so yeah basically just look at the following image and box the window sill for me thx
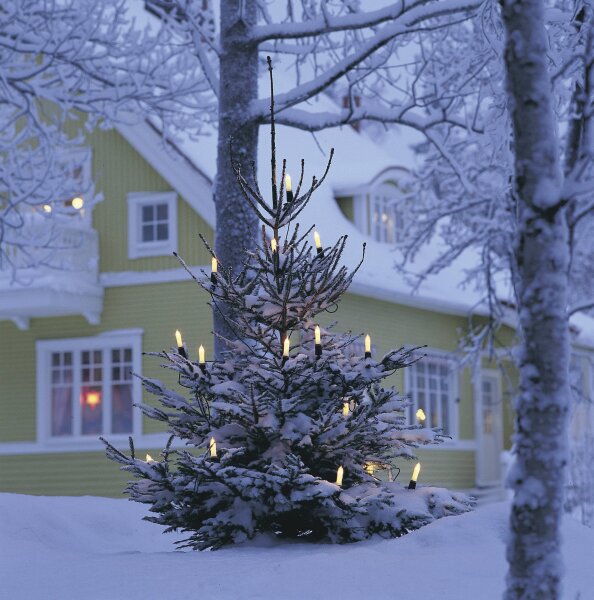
[0,433,175,455]
[128,241,176,259]
[419,440,476,451]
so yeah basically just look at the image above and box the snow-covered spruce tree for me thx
[102,60,471,551]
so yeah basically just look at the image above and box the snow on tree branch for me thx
[0,0,211,275]
[251,0,483,43]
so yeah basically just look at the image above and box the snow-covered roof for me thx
[116,62,594,352]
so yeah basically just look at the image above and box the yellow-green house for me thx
[1,117,593,501]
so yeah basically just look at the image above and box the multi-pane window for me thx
[141,203,169,242]
[41,334,140,441]
[407,354,456,436]
[371,183,405,244]
[127,192,177,258]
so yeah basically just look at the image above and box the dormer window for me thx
[127,191,177,259]
[336,168,409,246]
[371,182,405,244]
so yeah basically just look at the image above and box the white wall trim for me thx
[420,440,476,451]
[101,265,208,287]
[127,191,178,259]
[353,193,367,234]
[0,433,175,456]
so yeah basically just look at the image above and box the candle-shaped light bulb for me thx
[285,174,293,202]
[313,231,323,255]
[71,196,84,210]
[175,329,187,358]
[408,462,421,489]
[314,325,322,357]
[283,336,290,360]
[211,256,217,284]
[365,462,376,475]
[271,238,278,253]
[342,402,350,417]
[364,334,372,359]
[209,437,217,458]
[146,454,154,463]
[416,408,426,423]
[335,466,344,487]
[198,344,205,370]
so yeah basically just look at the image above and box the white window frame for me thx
[405,349,459,439]
[36,329,143,450]
[127,191,178,259]
[370,182,405,244]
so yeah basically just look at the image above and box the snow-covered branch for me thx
[0,0,211,274]
[251,0,483,43]
[251,1,483,119]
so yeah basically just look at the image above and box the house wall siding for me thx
[0,125,527,497]
[1,285,484,495]
[90,128,214,273]
[0,281,213,442]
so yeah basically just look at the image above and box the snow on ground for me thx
[1,494,593,600]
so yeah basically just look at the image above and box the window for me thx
[127,192,177,258]
[371,182,405,244]
[406,353,457,436]
[37,331,142,444]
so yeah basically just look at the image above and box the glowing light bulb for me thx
[85,391,101,408]
[285,174,292,193]
[43,204,52,213]
[314,231,321,249]
[271,238,278,253]
[283,336,290,358]
[199,345,205,365]
[365,462,376,475]
[335,466,344,487]
[342,402,350,417]
[209,437,217,458]
[210,256,218,284]
[146,454,154,463]
[407,462,421,489]
[71,196,84,210]
[416,408,426,423]
[314,325,322,357]
[175,330,187,358]
[364,334,372,358]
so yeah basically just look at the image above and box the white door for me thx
[477,371,503,487]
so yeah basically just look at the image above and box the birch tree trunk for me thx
[502,1,571,598]
[214,0,259,355]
